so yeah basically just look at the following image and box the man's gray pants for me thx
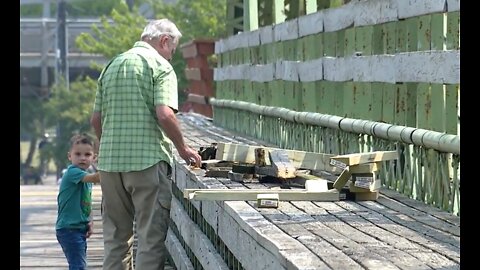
[100,161,172,270]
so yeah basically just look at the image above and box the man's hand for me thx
[179,146,202,168]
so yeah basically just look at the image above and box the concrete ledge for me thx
[165,230,194,270]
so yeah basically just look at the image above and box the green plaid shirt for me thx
[93,41,178,172]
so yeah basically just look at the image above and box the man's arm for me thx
[90,111,102,141]
[156,105,201,167]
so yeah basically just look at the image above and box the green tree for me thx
[20,0,126,18]
[76,4,147,61]
[44,76,98,177]
[76,0,226,103]
[147,0,227,41]
[38,0,227,176]
[20,97,46,170]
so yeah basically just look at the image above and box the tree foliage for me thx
[75,0,226,102]
[20,0,125,18]
[20,97,46,167]
[21,0,227,177]
[43,76,98,176]
[76,4,147,61]
[147,0,227,41]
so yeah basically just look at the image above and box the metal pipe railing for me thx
[206,97,460,154]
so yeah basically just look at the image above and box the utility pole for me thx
[55,0,69,179]
[56,0,69,91]
[40,0,50,99]
[126,0,134,11]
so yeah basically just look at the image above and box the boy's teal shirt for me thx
[56,164,92,230]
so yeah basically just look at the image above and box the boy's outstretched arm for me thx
[83,172,100,183]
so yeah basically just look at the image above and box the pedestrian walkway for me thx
[20,174,176,269]
[20,182,103,269]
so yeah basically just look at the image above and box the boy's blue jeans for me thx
[56,228,87,270]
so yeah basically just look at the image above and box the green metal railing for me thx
[209,97,460,216]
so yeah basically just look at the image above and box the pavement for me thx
[20,174,104,269]
[42,173,58,185]
[20,173,175,269]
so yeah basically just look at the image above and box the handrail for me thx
[192,95,459,155]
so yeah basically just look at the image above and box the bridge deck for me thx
[169,113,460,270]
[20,184,104,269]
[19,113,460,269]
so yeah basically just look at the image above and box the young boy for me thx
[56,134,100,270]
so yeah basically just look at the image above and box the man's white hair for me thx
[140,19,182,44]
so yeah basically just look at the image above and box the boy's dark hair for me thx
[69,134,96,151]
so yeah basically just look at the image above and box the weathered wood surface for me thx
[20,184,104,269]
[171,113,460,270]
[20,182,176,269]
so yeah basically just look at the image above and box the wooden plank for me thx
[394,51,460,84]
[445,84,459,134]
[165,231,195,270]
[323,2,355,32]
[305,179,329,191]
[384,21,396,54]
[205,168,231,178]
[274,18,299,41]
[216,142,336,172]
[360,200,460,262]
[393,83,405,125]
[431,13,444,51]
[370,82,384,121]
[172,113,460,269]
[355,25,373,56]
[348,162,382,173]
[332,169,352,190]
[263,202,364,269]
[430,84,445,132]
[447,0,460,11]
[170,197,230,270]
[298,11,324,37]
[301,82,317,112]
[272,0,286,24]
[304,33,323,61]
[417,14,431,51]
[357,82,371,120]
[405,82,418,127]
[416,83,431,130]
[344,27,355,56]
[349,178,381,192]
[331,151,398,166]
[243,0,259,31]
[353,191,379,201]
[352,55,395,83]
[352,173,376,188]
[298,58,323,82]
[250,63,274,82]
[354,0,398,26]
[323,56,352,81]
[328,201,436,269]
[323,31,336,56]
[397,0,446,19]
[446,11,460,50]
[184,188,340,201]
[21,185,106,270]
[379,188,460,227]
